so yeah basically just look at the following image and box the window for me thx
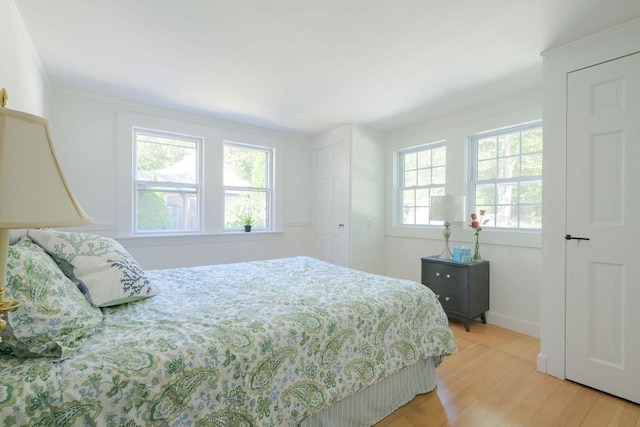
[398,142,446,225]
[223,142,273,231]
[134,128,201,234]
[470,122,542,229]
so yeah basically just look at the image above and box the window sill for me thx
[115,230,285,248]
[386,224,541,249]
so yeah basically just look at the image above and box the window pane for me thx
[404,152,417,170]
[224,145,267,188]
[522,128,543,153]
[398,143,446,226]
[432,147,446,166]
[224,189,267,228]
[520,205,542,228]
[404,170,417,187]
[497,182,518,205]
[417,169,431,186]
[402,189,415,207]
[417,150,431,168]
[498,156,520,179]
[136,133,197,184]
[477,137,496,160]
[403,207,415,224]
[415,207,429,224]
[521,153,542,176]
[137,188,199,232]
[498,132,520,157]
[415,188,430,206]
[496,205,518,228]
[432,166,446,184]
[477,159,496,180]
[519,182,542,204]
[476,184,495,205]
[470,122,542,230]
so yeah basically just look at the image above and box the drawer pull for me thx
[445,297,451,301]
[435,272,440,277]
[446,274,451,279]
[436,294,440,299]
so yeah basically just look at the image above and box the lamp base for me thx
[436,221,453,260]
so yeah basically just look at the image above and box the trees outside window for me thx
[397,142,446,225]
[134,128,201,233]
[223,142,273,231]
[469,122,543,230]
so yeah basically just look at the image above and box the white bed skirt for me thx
[301,357,438,427]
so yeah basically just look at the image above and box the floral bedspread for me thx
[0,256,456,426]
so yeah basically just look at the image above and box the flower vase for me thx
[472,232,482,262]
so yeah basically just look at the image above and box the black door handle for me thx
[565,234,590,241]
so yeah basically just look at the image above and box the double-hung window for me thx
[469,121,543,229]
[134,128,202,234]
[398,142,446,225]
[223,142,273,231]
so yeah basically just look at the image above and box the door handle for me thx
[565,234,590,241]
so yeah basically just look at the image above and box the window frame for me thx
[133,127,203,235]
[396,141,447,226]
[223,141,274,232]
[468,120,543,231]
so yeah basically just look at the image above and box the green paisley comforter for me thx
[0,256,456,426]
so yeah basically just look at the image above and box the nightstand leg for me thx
[463,319,470,332]
[480,313,487,324]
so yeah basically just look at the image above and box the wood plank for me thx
[374,321,640,427]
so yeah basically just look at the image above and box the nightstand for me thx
[421,256,489,331]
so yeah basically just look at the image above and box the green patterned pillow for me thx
[27,229,156,307]
[0,239,103,359]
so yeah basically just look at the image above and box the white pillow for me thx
[27,229,156,307]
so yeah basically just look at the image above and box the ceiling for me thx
[13,0,640,135]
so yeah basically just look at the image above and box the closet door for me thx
[566,52,640,404]
[315,138,350,267]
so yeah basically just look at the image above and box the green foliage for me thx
[137,192,173,231]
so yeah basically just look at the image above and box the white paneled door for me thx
[566,52,640,404]
[315,140,350,267]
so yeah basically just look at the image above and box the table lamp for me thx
[0,88,94,340]
[430,195,465,259]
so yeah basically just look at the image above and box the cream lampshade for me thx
[0,88,94,339]
[430,195,465,259]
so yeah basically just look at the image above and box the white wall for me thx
[384,88,543,337]
[0,0,48,116]
[48,90,315,269]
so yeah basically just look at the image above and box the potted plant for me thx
[240,212,254,232]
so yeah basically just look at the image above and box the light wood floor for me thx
[375,320,640,426]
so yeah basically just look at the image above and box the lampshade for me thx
[0,107,93,228]
[0,99,94,340]
[430,195,465,222]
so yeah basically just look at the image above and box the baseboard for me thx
[537,353,547,373]
[485,312,540,338]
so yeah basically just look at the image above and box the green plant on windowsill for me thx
[239,212,254,231]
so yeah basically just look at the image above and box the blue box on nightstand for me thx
[453,247,472,263]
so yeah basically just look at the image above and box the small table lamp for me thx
[430,195,465,260]
[0,88,94,340]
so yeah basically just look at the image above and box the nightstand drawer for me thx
[429,284,466,313]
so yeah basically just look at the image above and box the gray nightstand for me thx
[421,256,490,331]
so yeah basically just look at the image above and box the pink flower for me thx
[471,220,480,229]
[470,213,477,220]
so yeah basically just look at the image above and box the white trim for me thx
[116,110,285,237]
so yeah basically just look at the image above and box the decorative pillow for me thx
[27,229,156,307]
[0,239,103,359]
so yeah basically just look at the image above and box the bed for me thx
[0,230,456,426]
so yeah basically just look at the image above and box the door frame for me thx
[540,19,640,379]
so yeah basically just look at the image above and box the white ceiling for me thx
[13,0,640,135]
